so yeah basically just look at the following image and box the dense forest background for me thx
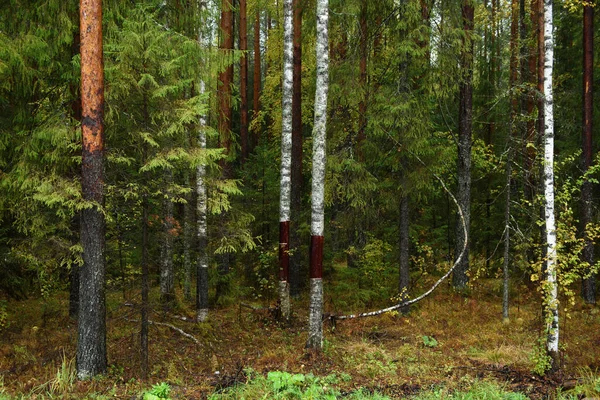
[1,0,599,397]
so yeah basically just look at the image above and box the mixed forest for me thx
[1,0,600,397]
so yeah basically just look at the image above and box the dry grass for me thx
[0,274,599,399]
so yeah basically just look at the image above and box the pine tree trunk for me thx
[219,0,234,166]
[453,0,474,290]
[581,4,595,304]
[240,0,249,162]
[289,0,303,297]
[77,0,107,380]
[542,0,559,366]
[253,10,261,148]
[307,0,329,351]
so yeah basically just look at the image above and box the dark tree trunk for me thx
[141,193,149,380]
[453,0,474,290]
[357,0,367,160]
[77,0,107,380]
[399,193,410,314]
[581,4,595,304]
[240,0,249,162]
[289,0,303,297]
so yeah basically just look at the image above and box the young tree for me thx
[278,0,294,321]
[77,0,107,380]
[580,2,595,304]
[453,0,474,290]
[542,0,559,367]
[289,0,304,297]
[307,0,329,351]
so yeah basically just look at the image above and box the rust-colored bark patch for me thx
[310,235,324,279]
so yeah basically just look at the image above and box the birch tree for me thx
[77,0,107,380]
[278,0,294,321]
[307,0,328,351]
[542,0,559,366]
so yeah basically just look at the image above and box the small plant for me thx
[529,340,552,376]
[422,335,439,348]
[49,353,76,394]
[144,382,171,400]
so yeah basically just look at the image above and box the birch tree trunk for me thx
[77,0,107,380]
[453,0,474,290]
[196,8,210,322]
[581,4,595,304]
[278,0,294,321]
[307,0,328,351]
[542,0,559,366]
[160,170,175,308]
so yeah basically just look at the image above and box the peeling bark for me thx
[278,0,294,321]
[307,0,328,351]
[542,0,559,365]
[77,0,107,380]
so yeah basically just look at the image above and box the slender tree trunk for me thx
[160,170,175,307]
[542,0,559,367]
[581,4,595,304]
[289,0,303,297]
[196,119,209,322]
[357,0,367,160]
[453,0,474,290]
[307,0,329,351]
[503,0,520,322]
[219,0,234,166]
[216,0,234,300]
[197,14,210,322]
[183,172,193,302]
[278,0,294,321]
[141,189,149,379]
[399,193,410,314]
[240,0,249,162]
[77,0,107,380]
[252,10,261,148]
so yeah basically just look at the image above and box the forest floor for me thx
[1,268,599,399]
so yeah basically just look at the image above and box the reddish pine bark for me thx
[253,10,261,146]
[240,0,249,162]
[77,0,107,380]
[218,0,234,171]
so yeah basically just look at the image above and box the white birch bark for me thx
[543,0,559,359]
[280,0,293,223]
[277,0,294,321]
[196,7,211,323]
[307,0,328,350]
[311,0,328,238]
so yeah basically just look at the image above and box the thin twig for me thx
[126,319,201,345]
